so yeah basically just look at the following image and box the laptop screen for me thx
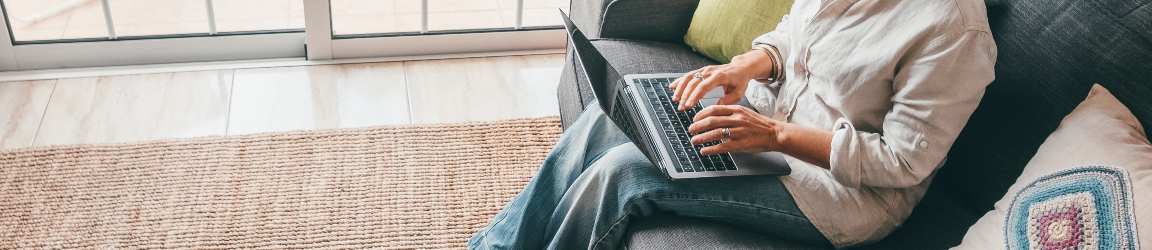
[560,10,662,168]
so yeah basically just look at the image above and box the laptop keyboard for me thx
[637,78,737,173]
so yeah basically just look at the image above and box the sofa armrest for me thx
[571,0,701,44]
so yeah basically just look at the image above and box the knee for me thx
[566,144,668,217]
[583,144,654,184]
[561,143,664,207]
[571,144,670,208]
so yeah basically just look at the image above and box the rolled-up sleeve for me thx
[828,29,997,189]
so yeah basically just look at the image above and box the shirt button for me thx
[919,141,928,148]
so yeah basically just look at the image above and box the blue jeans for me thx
[468,105,831,250]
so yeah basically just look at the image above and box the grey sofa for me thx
[556,0,1152,249]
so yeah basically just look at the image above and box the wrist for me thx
[774,122,795,154]
[729,51,774,80]
[770,121,834,169]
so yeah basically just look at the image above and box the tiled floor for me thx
[0,53,566,149]
[4,0,569,41]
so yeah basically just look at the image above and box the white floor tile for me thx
[227,62,411,135]
[33,70,233,146]
[0,80,56,149]
[405,54,564,124]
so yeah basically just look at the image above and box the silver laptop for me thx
[561,11,790,179]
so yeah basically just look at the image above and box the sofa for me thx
[554,0,1152,248]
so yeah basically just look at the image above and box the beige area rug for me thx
[0,116,563,249]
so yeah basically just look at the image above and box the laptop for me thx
[561,11,790,179]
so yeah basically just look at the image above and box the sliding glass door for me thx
[0,0,565,71]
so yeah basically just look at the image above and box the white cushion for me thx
[952,84,1152,249]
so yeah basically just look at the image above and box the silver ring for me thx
[721,128,730,142]
[694,72,704,79]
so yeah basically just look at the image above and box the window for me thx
[0,0,566,71]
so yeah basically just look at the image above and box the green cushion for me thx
[684,0,794,64]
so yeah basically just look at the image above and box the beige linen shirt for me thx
[742,0,997,247]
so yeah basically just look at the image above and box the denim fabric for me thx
[469,105,830,250]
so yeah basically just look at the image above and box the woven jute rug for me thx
[0,116,563,249]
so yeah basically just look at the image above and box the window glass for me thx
[3,0,561,41]
[332,0,563,35]
[421,0,504,32]
[211,0,305,33]
[330,0,401,35]
[5,0,109,41]
[504,0,568,27]
[108,0,207,37]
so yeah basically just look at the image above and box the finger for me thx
[693,105,741,122]
[672,71,697,102]
[671,71,696,91]
[717,91,743,106]
[690,128,725,145]
[700,141,739,155]
[678,73,705,110]
[674,70,703,102]
[717,95,742,106]
[718,81,749,105]
[683,77,717,109]
[678,67,713,106]
[688,116,741,134]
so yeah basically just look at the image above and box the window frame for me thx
[0,0,565,71]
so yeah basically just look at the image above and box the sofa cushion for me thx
[953,84,1151,249]
[623,212,827,250]
[590,38,719,75]
[683,0,793,64]
[622,188,979,250]
[571,0,703,44]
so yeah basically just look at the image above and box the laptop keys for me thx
[722,156,737,170]
[644,77,737,173]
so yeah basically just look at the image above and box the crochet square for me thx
[1026,192,1098,250]
[1006,166,1138,250]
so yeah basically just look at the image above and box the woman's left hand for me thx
[687,105,787,155]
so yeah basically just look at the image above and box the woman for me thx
[469,0,996,248]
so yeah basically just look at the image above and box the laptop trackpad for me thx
[698,87,757,113]
[731,151,791,175]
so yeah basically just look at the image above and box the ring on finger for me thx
[721,128,731,142]
[694,72,704,79]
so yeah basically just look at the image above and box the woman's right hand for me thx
[669,50,777,111]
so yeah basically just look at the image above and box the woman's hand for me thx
[670,50,776,111]
[686,105,786,155]
[688,105,837,169]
